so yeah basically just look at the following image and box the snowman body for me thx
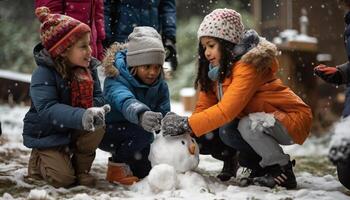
[131,133,207,193]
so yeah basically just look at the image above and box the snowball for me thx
[248,112,275,131]
[27,189,49,200]
[329,116,350,147]
[147,164,177,192]
[177,171,208,192]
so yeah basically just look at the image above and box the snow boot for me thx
[106,160,139,185]
[252,160,297,189]
[239,167,269,187]
[217,154,239,181]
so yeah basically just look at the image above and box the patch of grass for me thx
[294,156,337,176]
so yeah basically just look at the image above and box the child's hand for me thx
[161,112,192,137]
[82,104,111,132]
[314,64,342,84]
[139,111,163,132]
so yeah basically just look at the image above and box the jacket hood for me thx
[33,43,56,68]
[33,43,101,71]
[103,42,127,77]
[240,37,278,74]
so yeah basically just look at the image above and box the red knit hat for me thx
[35,7,91,58]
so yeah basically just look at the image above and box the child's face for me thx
[136,64,162,85]
[200,36,221,67]
[63,32,92,67]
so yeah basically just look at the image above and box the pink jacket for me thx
[35,0,105,60]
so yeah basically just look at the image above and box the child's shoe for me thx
[106,161,139,185]
[252,160,297,189]
[238,166,269,187]
[217,155,239,181]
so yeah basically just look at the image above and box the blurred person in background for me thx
[103,0,178,71]
[314,0,350,190]
[35,0,105,60]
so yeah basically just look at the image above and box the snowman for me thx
[130,133,208,193]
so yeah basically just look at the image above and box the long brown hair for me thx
[194,37,238,93]
[53,56,73,80]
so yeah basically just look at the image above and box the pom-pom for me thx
[35,6,50,23]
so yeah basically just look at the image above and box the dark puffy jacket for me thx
[35,0,105,60]
[22,43,105,149]
[104,0,176,44]
[338,11,350,117]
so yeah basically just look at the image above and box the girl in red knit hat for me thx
[23,7,110,188]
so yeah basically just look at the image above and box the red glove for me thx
[314,64,342,84]
[314,64,338,75]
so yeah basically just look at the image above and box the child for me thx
[162,8,312,189]
[99,26,170,185]
[23,7,110,188]
[314,0,350,190]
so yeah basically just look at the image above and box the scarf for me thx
[70,67,94,108]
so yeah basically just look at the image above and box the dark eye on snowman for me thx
[181,140,185,145]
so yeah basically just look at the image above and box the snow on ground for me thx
[0,103,349,200]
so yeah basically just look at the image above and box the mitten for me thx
[329,138,350,164]
[82,104,111,131]
[314,64,342,84]
[139,111,163,132]
[164,38,178,71]
[161,112,192,137]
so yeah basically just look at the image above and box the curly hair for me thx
[53,56,73,80]
[194,38,239,93]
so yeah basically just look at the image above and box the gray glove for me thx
[161,112,192,137]
[139,111,162,132]
[329,138,350,164]
[82,104,111,131]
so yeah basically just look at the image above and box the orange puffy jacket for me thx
[189,39,312,145]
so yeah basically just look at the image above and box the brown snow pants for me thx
[27,128,104,188]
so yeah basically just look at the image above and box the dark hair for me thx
[194,38,238,93]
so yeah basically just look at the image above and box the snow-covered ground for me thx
[0,103,349,200]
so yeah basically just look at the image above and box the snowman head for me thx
[148,133,200,173]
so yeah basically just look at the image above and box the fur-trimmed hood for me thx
[240,37,278,74]
[102,42,127,77]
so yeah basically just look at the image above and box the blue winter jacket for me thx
[104,0,176,44]
[22,43,105,149]
[103,50,170,125]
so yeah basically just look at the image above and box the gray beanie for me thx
[126,26,165,67]
[197,8,245,44]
